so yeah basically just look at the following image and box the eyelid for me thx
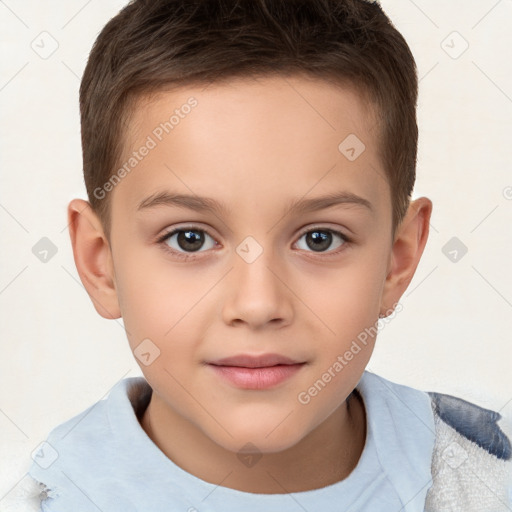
[295,223,349,238]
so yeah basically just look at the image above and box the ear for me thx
[67,199,121,319]
[380,197,432,316]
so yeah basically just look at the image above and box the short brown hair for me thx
[80,0,418,242]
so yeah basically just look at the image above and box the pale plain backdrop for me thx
[1,0,511,500]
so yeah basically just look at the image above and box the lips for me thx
[207,353,303,368]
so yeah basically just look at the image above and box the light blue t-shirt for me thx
[28,371,436,511]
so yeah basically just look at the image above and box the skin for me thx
[68,74,432,494]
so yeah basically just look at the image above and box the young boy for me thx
[18,0,511,510]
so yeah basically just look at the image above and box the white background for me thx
[1,0,511,500]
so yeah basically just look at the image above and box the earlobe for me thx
[380,197,433,314]
[67,199,121,320]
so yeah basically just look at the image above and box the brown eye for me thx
[175,230,205,252]
[295,228,349,253]
[158,227,216,254]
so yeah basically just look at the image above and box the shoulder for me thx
[26,376,150,510]
[35,376,149,448]
[359,371,512,461]
[358,372,512,509]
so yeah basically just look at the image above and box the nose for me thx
[221,242,293,330]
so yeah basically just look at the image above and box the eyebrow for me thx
[136,190,373,216]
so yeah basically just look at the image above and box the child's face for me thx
[91,75,413,454]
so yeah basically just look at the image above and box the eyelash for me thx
[156,225,352,261]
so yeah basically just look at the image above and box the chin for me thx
[208,424,306,456]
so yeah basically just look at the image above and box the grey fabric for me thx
[428,391,511,461]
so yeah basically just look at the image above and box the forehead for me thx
[112,74,388,222]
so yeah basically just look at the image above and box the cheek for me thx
[299,253,387,337]
[114,253,213,354]
[112,251,172,345]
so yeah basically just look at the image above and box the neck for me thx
[140,389,366,494]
